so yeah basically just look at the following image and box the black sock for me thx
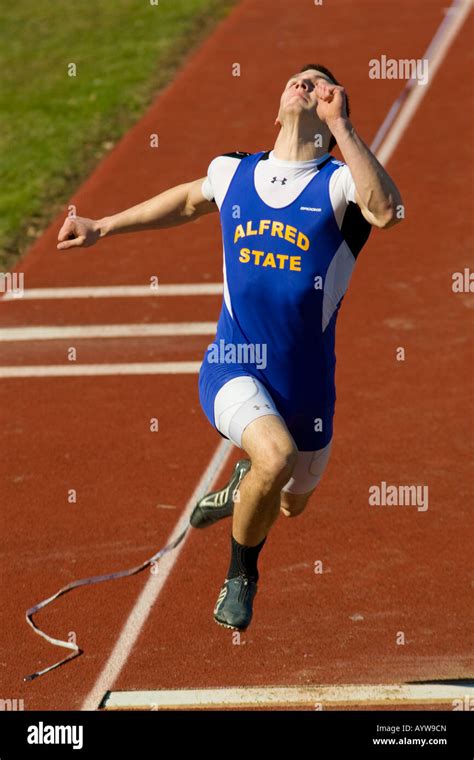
[227,534,267,582]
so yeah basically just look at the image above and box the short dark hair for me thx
[299,63,350,151]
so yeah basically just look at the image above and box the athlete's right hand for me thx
[57,216,100,250]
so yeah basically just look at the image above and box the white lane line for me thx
[0,283,223,301]
[374,0,472,164]
[0,322,216,342]
[81,438,233,712]
[101,683,474,709]
[0,362,201,378]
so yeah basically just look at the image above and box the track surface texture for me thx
[0,0,472,712]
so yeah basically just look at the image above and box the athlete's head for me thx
[275,63,350,152]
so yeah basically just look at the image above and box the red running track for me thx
[0,0,472,711]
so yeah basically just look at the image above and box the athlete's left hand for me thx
[315,80,348,127]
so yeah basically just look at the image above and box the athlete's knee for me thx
[252,440,298,489]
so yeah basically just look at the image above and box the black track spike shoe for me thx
[190,459,251,529]
[213,573,258,631]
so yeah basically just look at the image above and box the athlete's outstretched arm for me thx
[316,80,403,229]
[332,123,403,229]
[57,177,216,250]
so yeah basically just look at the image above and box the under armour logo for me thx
[271,176,287,185]
[253,404,271,410]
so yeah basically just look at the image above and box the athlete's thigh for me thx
[214,374,296,460]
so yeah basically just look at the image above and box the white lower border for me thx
[101,683,474,710]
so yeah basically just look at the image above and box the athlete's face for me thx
[276,69,334,126]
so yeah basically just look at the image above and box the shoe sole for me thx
[213,617,249,632]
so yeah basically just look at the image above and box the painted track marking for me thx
[373,0,473,164]
[0,362,201,378]
[101,682,474,710]
[0,283,223,300]
[0,322,216,341]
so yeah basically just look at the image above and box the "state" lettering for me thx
[239,247,301,271]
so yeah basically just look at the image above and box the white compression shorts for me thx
[213,375,333,494]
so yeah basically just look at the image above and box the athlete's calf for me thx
[280,488,315,518]
[279,441,333,517]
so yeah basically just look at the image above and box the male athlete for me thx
[57,65,403,632]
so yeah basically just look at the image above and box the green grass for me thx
[0,0,236,269]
